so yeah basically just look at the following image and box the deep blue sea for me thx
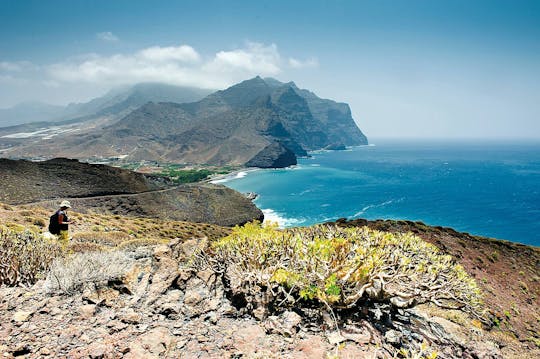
[215,140,540,247]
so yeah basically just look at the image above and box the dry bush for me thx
[116,238,167,250]
[69,242,107,253]
[44,251,134,294]
[204,222,484,319]
[0,226,63,286]
[71,231,131,246]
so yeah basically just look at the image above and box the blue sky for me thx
[1,0,539,138]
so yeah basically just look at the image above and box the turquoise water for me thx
[216,140,540,246]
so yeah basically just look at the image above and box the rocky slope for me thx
[1,77,367,167]
[0,237,516,359]
[33,184,263,227]
[0,158,263,226]
[0,158,157,205]
[0,207,538,358]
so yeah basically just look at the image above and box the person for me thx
[56,200,74,248]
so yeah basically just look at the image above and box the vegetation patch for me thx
[0,226,63,286]
[201,222,484,319]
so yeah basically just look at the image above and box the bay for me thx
[217,139,540,246]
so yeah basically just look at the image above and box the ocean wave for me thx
[210,170,251,184]
[262,209,305,228]
[353,197,404,217]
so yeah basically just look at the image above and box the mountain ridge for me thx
[0,77,368,168]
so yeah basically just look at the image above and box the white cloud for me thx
[204,42,281,74]
[288,57,319,69]
[96,31,119,42]
[46,42,288,89]
[139,45,200,63]
[0,42,319,106]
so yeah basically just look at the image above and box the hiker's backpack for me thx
[48,212,60,235]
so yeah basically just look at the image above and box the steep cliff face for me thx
[244,142,297,168]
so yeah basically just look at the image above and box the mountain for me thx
[0,102,65,127]
[1,77,368,167]
[0,83,213,130]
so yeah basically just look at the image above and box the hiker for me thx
[49,200,74,248]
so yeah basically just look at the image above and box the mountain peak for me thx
[214,77,272,107]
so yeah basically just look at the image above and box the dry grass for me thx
[0,202,231,254]
[44,251,135,294]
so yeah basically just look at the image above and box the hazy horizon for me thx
[1,0,539,139]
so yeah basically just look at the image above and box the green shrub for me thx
[205,222,483,317]
[0,226,63,286]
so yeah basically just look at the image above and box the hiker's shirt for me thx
[57,210,69,231]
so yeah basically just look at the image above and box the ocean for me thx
[215,139,540,247]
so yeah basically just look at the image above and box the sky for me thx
[0,0,539,139]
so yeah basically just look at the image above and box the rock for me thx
[245,192,258,200]
[174,237,208,261]
[78,304,96,319]
[252,307,268,321]
[390,296,415,308]
[145,256,180,306]
[87,342,109,359]
[205,311,218,324]
[183,289,203,306]
[365,279,383,300]
[82,287,120,307]
[138,326,172,356]
[384,329,402,345]
[326,331,346,344]
[470,341,503,359]
[341,322,373,345]
[118,308,142,324]
[153,289,182,318]
[12,311,32,322]
[39,347,51,356]
[324,143,347,151]
[264,311,302,337]
[294,337,328,358]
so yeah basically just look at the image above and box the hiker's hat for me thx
[60,200,71,208]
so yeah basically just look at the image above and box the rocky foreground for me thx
[1,232,537,359]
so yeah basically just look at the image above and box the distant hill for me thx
[0,158,263,226]
[0,102,65,128]
[0,83,213,130]
[2,77,367,167]
[0,158,157,204]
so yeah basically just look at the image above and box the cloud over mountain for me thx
[0,42,318,106]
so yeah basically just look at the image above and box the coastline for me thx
[215,142,540,246]
[206,167,260,184]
